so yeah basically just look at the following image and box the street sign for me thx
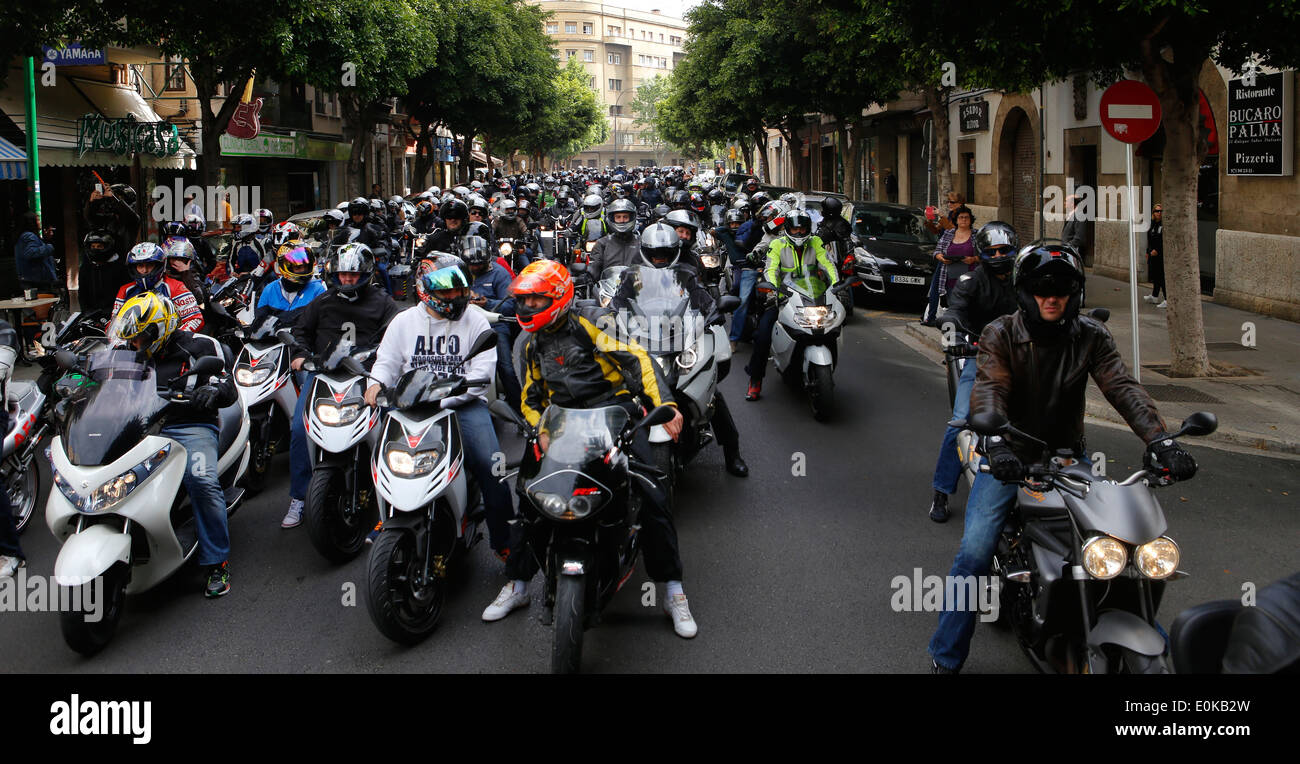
[1100,80,1162,144]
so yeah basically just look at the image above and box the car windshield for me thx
[851,206,937,244]
[61,348,168,466]
[537,405,629,466]
[610,265,706,354]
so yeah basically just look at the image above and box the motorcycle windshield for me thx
[61,349,167,467]
[391,369,464,409]
[611,266,704,355]
[537,405,629,470]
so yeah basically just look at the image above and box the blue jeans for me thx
[923,268,943,324]
[453,399,515,553]
[162,423,229,566]
[932,358,977,495]
[493,327,522,411]
[729,268,759,342]
[289,372,315,500]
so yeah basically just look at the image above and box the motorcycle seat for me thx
[1169,599,1239,674]
[217,403,243,457]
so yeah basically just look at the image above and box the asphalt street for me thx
[3,305,1297,674]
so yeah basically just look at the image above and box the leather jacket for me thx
[945,266,1018,338]
[971,311,1168,462]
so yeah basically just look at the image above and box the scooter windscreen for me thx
[60,349,168,467]
[525,405,630,521]
[390,369,467,409]
[609,266,706,355]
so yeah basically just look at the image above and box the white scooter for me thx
[44,347,249,655]
[232,315,298,493]
[365,332,498,644]
[300,338,383,563]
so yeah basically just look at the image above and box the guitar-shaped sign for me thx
[225,72,262,140]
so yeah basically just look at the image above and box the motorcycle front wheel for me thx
[244,433,271,495]
[552,573,586,674]
[9,463,39,534]
[305,466,374,564]
[366,529,444,644]
[59,561,128,656]
[809,364,835,422]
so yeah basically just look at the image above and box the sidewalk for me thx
[899,272,1300,455]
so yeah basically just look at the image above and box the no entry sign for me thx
[1101,80,1162,144]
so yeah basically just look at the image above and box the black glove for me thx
[1145,437,1197,481]
[191,384,221,410]
[985,437,1024,482]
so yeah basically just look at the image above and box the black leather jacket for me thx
[945,266,1018,339]
[151,331,239,430]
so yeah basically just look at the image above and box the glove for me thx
[1145,438,1197,481]
[191,384,221,410]
[985,437,1024,482]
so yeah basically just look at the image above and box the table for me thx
[0,297,61,364]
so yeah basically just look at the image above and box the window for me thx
[315,87,325,115]
[659,33,664,42]
[545,22,558,33]
[608,79,621,91]
[163,56,186,91]
[587,159,597,167]
[582,23,592,34]
[628,27,634,37]
[610,105,623,116]
[565,22,577,33]
[608,52,621,64]
[608,25,621,36]
[583,50,592,62]
[670,36,681,46]
[660,57,668,68]
[567,49,576,59]
[588,76,596,88]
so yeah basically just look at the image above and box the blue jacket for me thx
[471,263,515,317]
[257,278,327,324]
[16,231,57,284]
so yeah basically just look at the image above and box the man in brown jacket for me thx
[928,243,1198,673]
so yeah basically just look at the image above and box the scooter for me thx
[300,338,383,563]
[365,332,498,644]
[232,315,298,494]
[45,348,249,655]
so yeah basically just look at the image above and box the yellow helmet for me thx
[275,244,315,284]
[111,292,179,358]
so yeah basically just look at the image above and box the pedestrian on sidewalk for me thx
[1144,204,1165,308]
[922,206,979,326]
[884,169,898,203]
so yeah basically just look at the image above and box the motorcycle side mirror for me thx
[462,330,498,365]
[755,280,776,294]
[276,329,296,346]
[340,355,366,377]
[717,295,741,313]
[1174,411,1218,438]
[301,359,317,373]
[636,404,677,432]
[968,411,1009,436]
[1089,307,1110,323]
[189,356,224,378]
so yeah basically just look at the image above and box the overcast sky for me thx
[603,0,701,20]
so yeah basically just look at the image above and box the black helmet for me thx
[639,223,681,268]
[706,188,725,206]
[347,197,370,218]
[416,254,473,320]
[669,190,690,210]
[460,235,492,268]
[467,194,490,217]
[324,242,376,301]
[1013,243,1086,338]
[463,221,492,243]
[749,191,771,210]
[725,208,746,226]
[606,198,637,235]
[783,209,814,247]
[822,197,843,218]
[440,198,469,224]
[974,221,1020,275]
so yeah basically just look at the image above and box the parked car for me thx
[720,172,759,194]
[848,201,938,304]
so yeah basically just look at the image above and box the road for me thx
[3,305,1297,673]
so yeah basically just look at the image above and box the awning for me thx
[469,150,504,168]
[0,135,26,179]
[0,72,196,169]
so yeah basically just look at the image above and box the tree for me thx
[523,57,607,168]
[630,74,674,166]
[0,1,131,90]
[880,0,1300,376]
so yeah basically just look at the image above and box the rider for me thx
[482,260,700,639]
[110,292,238,597]
[663,209,704,271]
[255,244,328,326]
[815,197,854,276]
[567,193,609,242]
[226,213,267,279]
[81,183,139,316]
[283,243,400,529]
[587,198,640,280]
[715,208,763,347]
[492,198,530,253]
[461,235,523,412]
[416,198,469,258]
[927,222,1020,523]
[927,244,1198,674]
[362,255,517,559]
[746,208,839,401]
[113,242,205,333]
[162,237,208,312]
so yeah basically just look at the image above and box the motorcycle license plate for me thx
[891,275,926,285]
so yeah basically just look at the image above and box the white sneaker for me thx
[1156,300,1167,309]
[482,582,529,621]
[281,498,304,528]
[662,593,698,638]
[0,555,24,578]
[1143,295,1158,303]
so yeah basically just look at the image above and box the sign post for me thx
[1100,79,1162,382]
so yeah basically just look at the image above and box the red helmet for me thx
[510,260,573,332]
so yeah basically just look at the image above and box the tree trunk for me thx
[341,95,370,197]
[193,66,249,191]
[754,129,769,182]
[922,85,954,205]
[845,118,867,200]
[739,138,753,174]
[459,133,474,184]
[1141,43,1211,377]
[835,121,850,195]
[411,118,434,188]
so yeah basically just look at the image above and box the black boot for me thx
[928,490,950,523]
[725,451,749,477]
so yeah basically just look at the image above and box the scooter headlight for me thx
[1135,537,1180,579]
[54,445,171,514]
[236,366,273,385]
[699,254,721,269]
[794,305,832,328]
[386,446,441,477]
[315,402,361,426]
[1082,536,1128,580]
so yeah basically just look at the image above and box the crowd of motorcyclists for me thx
[3,162,1281,677]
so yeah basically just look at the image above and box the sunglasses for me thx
[1029,275,1081,297]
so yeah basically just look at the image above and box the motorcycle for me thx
[965,408,1218,674]
[497,238,529,274]
[365,332,498,643]
[44,348,250,655]
[694,230,731,304]
[489,399,676,673]
[755,262,859,421]
[231,315,298,494]
[299,339,383,563]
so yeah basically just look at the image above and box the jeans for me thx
[493,327,523,412]
[744,304,778,383]
[931,358,978,495]
[729,268,759,342]
[923,269,943,325]
[289,373,315,500]
[162,423,230,566]
[454,399,516,553]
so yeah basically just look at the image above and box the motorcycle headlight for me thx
[1135,537,1180,579]
[794,306,832,328]
[315,402,361,426]
[1082,536,1128,580]
[386,446,441,477]
[54,445,170,514]
[584,241,596,252]
[700,254,721,269]
[499,242,513,255]
[236,366,274,386]
[530,490,597,520]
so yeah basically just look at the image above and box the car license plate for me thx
[891,275,926,285]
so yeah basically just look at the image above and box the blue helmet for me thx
[126,242,167,291]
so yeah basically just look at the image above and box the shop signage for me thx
[42,43,106,67]
[959,99,988,133]
[77,113,180,159]
[1226,70,1293,176]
